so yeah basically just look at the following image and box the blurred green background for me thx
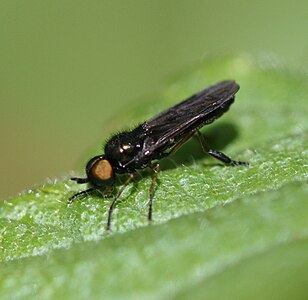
[0,0,307,199]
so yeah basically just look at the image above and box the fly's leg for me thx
[104,186,115,197]
[148,163,160,222]
[163,131,195,158]
[196,131,248,166]
[148,133,194,222]
[68,187,96,202]
[68,177,95,201]
[71,177,89,184]
[106,173,137,231]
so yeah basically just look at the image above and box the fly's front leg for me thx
[68,187,96,202]
[107,173,136,231]
[148,163,160,222]
[196,131,248,166]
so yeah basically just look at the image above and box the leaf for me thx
[1,55,307,299]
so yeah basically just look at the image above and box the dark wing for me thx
[141,80,239,154]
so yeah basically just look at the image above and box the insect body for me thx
[69,80,248,230]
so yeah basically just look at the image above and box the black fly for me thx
[69,80,248,230]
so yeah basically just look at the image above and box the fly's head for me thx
[86,155,115,187]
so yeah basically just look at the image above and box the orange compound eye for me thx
[86,155,115,187]
[92,159,113,181]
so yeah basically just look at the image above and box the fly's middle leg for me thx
[148,162,160,222]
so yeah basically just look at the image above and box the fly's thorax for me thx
[86,155,115,187]
[104,131,144,172]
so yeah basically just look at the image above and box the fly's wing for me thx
[142,80,240,153]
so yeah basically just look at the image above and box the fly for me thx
[69,80,248,230]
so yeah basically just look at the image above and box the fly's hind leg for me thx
[163,132,195,158]
[196,131,248,166]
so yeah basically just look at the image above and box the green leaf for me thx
[1,55,307,299]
